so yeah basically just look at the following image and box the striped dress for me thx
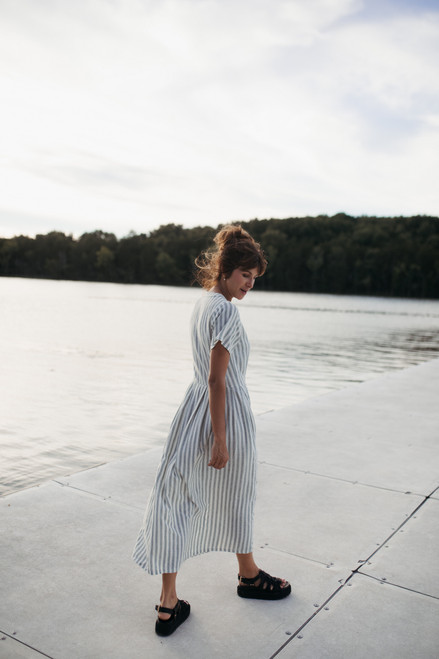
[133,291,257,575]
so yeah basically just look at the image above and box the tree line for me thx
[1,214,438,298]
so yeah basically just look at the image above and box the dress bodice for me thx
[190,292,250,391]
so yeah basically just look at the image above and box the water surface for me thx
[1,278,439,496]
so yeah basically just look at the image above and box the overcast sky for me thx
[1,0,438,238]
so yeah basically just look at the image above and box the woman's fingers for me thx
[208,450,229,469]
[208,458,223,469]
[210,461,226,470]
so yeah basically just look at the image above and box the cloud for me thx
[21,152,163,192]
[0,0,438,238]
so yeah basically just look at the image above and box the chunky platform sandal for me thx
[237,570,291,600]
[155,599,190,636]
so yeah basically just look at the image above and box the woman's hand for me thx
[208,440,229,470]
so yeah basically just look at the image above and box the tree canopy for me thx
[1,214,438,299]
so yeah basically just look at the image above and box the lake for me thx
[1,277,439,496]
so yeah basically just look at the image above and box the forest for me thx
[1,214,439,299]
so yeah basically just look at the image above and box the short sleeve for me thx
[210,302,241,354]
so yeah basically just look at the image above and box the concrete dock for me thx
[1,358,439,658]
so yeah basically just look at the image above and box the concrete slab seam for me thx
[0,631,55,659]
[355,571,439,601]
[259,544,335,569]
[57,461,107,479]
[268,579,352,658]
[257,408,276,417]
[51,480,145,511]
[258,461,428,497]
[353,487,438,569]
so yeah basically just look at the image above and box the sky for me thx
[1,0,438,238]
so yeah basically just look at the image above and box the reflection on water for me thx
[1,278,439,496]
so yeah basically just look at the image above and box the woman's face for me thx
[225,266,259,301]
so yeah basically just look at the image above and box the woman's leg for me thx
[157,572,178,620]
[236,552,259,579]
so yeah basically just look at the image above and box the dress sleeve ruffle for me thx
[210,301,241,354]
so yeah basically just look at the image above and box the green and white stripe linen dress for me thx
[133,291,257,575]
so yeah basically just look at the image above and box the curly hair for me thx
[194,224,267,290]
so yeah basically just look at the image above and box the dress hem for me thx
[133,543,254,576]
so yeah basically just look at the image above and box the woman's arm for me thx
[208,341,230,470]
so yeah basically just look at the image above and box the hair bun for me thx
[214,225,252,251]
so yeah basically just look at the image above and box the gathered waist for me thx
[191,378,248,394]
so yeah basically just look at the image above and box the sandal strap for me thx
[238,570,262,585]
[239,569,285,591]
[155,601,180,615]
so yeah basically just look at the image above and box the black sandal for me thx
[155,599,190,636]
[237,570,291,600]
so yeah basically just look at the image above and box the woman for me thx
[133,225,291,636]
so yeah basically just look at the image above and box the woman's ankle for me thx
[157,596,178,620]
[160,594,178,608]
[237,562,259,578]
